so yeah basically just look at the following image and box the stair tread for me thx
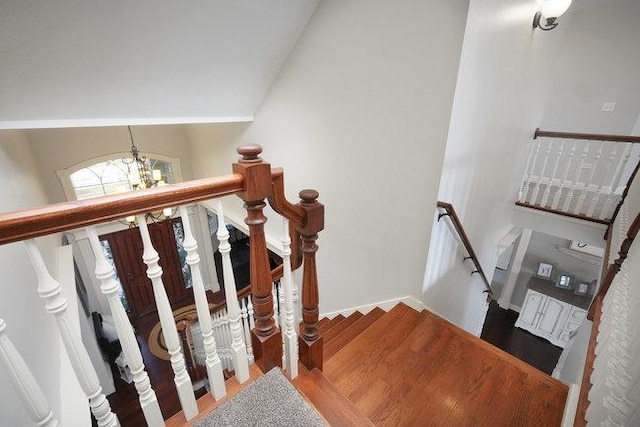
[293,365,374,427]
[318,314,345,335]
[324,307,386,361]
[323,303,568,426]
[166,363,263,427]
[322,311,364,344]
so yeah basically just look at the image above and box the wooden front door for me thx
[101,219,193,322]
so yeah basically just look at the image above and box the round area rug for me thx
[147,303,213,360]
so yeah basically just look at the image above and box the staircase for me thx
[305,303,569,426]
[174,303,569,426]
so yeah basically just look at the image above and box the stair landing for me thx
[323,303,568,426]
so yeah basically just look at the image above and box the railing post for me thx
[24,240,119,427]
[86,227,164,427]
[214,202,250,383]
[296,189,324,371]
[178,206,227,399]
[233,145,282,372]
[0,319,59,427]
[136,217,198,421]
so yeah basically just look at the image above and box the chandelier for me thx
[121,126,172,224]
[122,126,163,190]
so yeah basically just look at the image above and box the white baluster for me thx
[278,281,286,333]
[601,143,633,220]
[531,140,552,205]
[247,297,255,330]
[588,143,617,218]
[273,285,280,328]
[563,142,590,212]
[575,142,603,215]
[214,202,250,383]
[0,319,59,427]
[280,218,299,379]
[551,141,577,210]
[136,216,198,421]
[24,240,119,427]
[240,299,255,364]
[540,140,564,207]
[87,227,163,427]
[178,206,226,400]
[519,139,541,203]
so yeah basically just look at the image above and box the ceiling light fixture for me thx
[122,126,163,190]
[533,0,572,31]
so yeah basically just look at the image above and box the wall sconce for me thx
[533,0,572,31]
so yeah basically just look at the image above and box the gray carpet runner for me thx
[194,369,326,426]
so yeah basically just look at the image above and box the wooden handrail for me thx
[209,265,284,315]
[436,201,494,300]
[0,174,245,245]
[534,128,640,143]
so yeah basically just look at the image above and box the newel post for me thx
[297,189,324,371]
[233,145,282,372]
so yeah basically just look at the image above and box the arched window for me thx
[57,153,182,201]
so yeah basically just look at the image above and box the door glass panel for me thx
[100,240,130,311]
[172,221,193,289]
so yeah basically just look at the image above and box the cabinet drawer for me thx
[570,309,586,322]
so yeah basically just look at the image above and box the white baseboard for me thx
[560,383,581,427]
[320,295,424,319]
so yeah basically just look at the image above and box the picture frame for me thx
[556,273,573,289]
[536,262,555,280]
[574,282,590,296]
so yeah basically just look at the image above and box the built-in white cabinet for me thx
[515,289,587,348]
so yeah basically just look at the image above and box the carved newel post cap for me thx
[299,189,319,204]
[237,145,263,163]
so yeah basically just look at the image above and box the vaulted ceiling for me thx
[0,1,318,127]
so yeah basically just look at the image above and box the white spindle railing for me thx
[178,206,226,399]
[87,227,164,427]
[601,143,634,220]
[0,318,59,427]
[24,240,120,427]
[214,203,250,383]
[518,135,639,221]
[575,142,603,215]
[280,218,299,379]
[136,216,198,421]
[540,140,564,207]
[240,298,255,365]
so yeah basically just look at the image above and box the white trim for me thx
[560,383,581,427]
[0,116,254,130]
[56,152,183,202]
[320,295,424,319]
[422,301,459,327]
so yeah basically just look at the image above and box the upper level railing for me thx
[436,201,494,300]
[0,145,324,426]
[517,128,640,224]
[574,153,640,426]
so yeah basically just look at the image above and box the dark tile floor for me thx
[481,300,562,375]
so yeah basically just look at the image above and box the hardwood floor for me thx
[481,300,562,375]
[323,303,568,426]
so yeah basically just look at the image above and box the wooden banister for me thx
[534,128,640,144]
[0,174,244,246]
[436,201,494,300]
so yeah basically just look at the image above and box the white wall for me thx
[0,1,318,126]
[423,0,569,334]
[186,0,470,315]
[541,0,640,134]
[0,131,63,426]
[27,124,194,203]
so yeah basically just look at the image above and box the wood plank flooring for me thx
[324,303,568,427]
[481,300,562,375]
